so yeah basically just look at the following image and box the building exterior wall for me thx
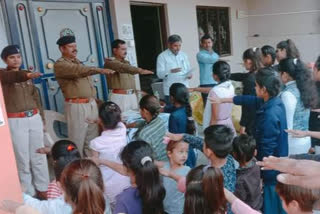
[109,0,249,87]
[247,0,320,63]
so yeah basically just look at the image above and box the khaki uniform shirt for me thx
[0,68,44,119]
[54,57,104,99]
[104,58,140,90]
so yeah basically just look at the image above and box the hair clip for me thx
[67,144,75,152]
[140,156,152,166]
[190,180,202,185]
[202,165,211,173]
[293,58,298,65]
[187,117,194,121]
[252,47,257,52]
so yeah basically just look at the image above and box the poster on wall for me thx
[121,24,134,40]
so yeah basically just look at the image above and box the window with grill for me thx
[196,6,231,56]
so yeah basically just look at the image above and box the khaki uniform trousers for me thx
[8,113,49,196]
[109,93,138,112]
[65,98,99,157]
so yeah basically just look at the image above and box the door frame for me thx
[2,0,114,108]
[130,1,168,51]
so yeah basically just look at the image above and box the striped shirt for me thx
[47,180,63,199]
[134,116,168,161]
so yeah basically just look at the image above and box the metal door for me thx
[4,0,112,113]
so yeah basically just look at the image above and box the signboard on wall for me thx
[0,82,22,214]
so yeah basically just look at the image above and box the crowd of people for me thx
[0,30,320,214]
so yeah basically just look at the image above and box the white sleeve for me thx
[23,194,72,214]
[156,54,168,79]
[281,91,297,130]
[181,54,191,76]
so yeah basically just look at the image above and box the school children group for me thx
[1,35,320,214]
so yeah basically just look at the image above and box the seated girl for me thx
[90,102,130,207]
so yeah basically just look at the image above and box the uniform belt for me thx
[7,109,38,118]
[110,89,135,95]
[65,98,90,103]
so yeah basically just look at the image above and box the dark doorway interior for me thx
[130,3,167,94]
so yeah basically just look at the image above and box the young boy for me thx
[261,45,277,71]
[211,67,288,214]
[163,124,236,214]
[0,45,49,198]
[276,182,320,214]
[232,135,263,211]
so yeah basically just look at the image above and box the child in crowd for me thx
[47,140,81,199]
[211,67,288,214]
[261,45,277,70]
[128,95,168,161]
[203,61,235,131]
[163,125,236,214]
[190,61,235,132]
[90,102,130,207]
[279,58,318,154]
[114,140,166,214]
[276,182,320,214]
[166,83,196,167]
[230,47,262,135]
[310,56,320,153]
[6,159,112,214]
[184,165,261,214]
[276,39,300,63]
[232,135,263,211]
[159,140,191,214]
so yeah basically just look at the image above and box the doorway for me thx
[130,2,167,94]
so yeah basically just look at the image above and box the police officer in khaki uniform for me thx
[105,39,153,112]
[54,32,114,157]
[0,45,49,198]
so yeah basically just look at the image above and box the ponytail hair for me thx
[169,83,196,134]
[120,141,165,214]
[139,95,161,119]
[60,159,106,214]
[277,39,300,59]
[184,165,227,214]
[242,47,262,73]
[279,58,318,108]
[212,60,231,83]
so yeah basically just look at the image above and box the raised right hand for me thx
[27,72,42,79]
[101,69,115,75]
[140,69,154,75]
[165,132,183,142]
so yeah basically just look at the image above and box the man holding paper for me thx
[156,35,193,104]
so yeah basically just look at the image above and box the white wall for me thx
[109,0,249,87]
[247,0,320,63]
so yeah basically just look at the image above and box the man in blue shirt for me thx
[196,35,219,105]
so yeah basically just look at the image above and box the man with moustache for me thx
[54,30,115,157]
[104,39,153,112]
[157,35,192,104]
[196,35,219,105]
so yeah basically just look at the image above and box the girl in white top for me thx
[90,102,130,207]
[279,58,318,154]
[194,61,235,132]
[2,159,112,214]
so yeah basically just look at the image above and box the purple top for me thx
[114,187,142,214]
